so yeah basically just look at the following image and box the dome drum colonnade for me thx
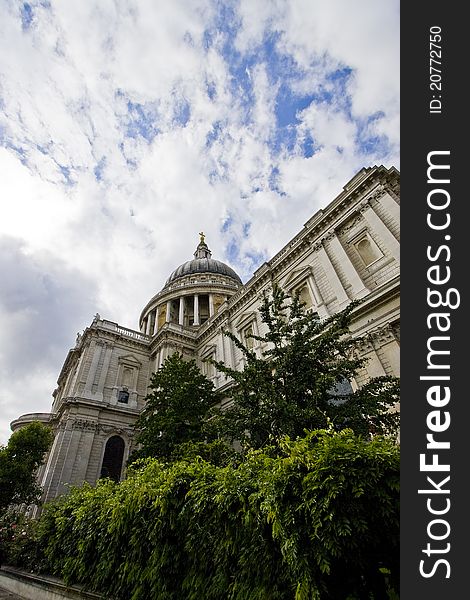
[139,233,243,335]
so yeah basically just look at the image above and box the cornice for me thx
[195,277,399,351]
[355,322,400,353]
[81,323,150,350]
[150,323,198,352]
[350,275,400,318]
[61,396,141,416]
[55,417,136,437]
[224,167,399,314]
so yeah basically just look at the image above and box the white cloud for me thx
[0,235,100,444]
[277,0,400,142]
[0,0,399,443]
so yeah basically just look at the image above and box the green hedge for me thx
[30,429,399,599]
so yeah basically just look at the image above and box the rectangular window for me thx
[118,390,129,403]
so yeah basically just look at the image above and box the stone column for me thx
[365,347,387,378]
[306,277,329,318]
[84,341,102,395]
[328,233,369,299]
[220,325,227,363]
[316,244,350,309]
[193,295,199,325]
[378,192,400,224]
[154,307,159,334]
[43,420,79,501]
[166,301,171,323]
[38,432,61,507]
[96,343,113,401]
[145,316,152,335]
[179,297,185,325]
[66,351,86,398]
[227,319,236,367]
[71,427,96,486]
[372,325,400,377]
[362,204,400,263]
[209,294,214,318]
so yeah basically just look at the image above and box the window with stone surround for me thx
[352,232,383,267]
[243,323,254,349]
[283,268,320,317]
[117,357,140,390]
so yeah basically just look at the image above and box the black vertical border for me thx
[401,3,466,598]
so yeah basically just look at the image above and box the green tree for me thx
[132,353,219,462]
[210,284,399,449]
[0,421,53,511]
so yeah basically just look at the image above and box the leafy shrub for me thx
[24,429,398,599]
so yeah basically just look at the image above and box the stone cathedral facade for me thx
[11,165,400,505]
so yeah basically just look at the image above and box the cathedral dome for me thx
[139,233,242,334]
[163,234,242,288]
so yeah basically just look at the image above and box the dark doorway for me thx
[100,435,125,482]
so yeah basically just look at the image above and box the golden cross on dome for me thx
[199,231,205,244]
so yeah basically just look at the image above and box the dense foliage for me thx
[0,510,44,569]
[210,284,399,449]
[0,290,401,598]
[132,353,220,462]
[24,429,399,599]
[0,421,53,512]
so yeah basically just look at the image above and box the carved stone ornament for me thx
[71,419,100,432]
[364,186,387,205]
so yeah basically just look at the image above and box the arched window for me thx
[100,435,125,482]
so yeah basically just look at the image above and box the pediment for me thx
[282,266,312,288]
[234,311,257,328]
[117,354,142,367]
[200,344,217,359]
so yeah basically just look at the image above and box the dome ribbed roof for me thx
[163,235,242,288]
[165,258,242,285]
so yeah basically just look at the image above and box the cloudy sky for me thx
[0,0,399,444]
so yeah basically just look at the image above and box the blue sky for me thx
[0,0,399,443]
